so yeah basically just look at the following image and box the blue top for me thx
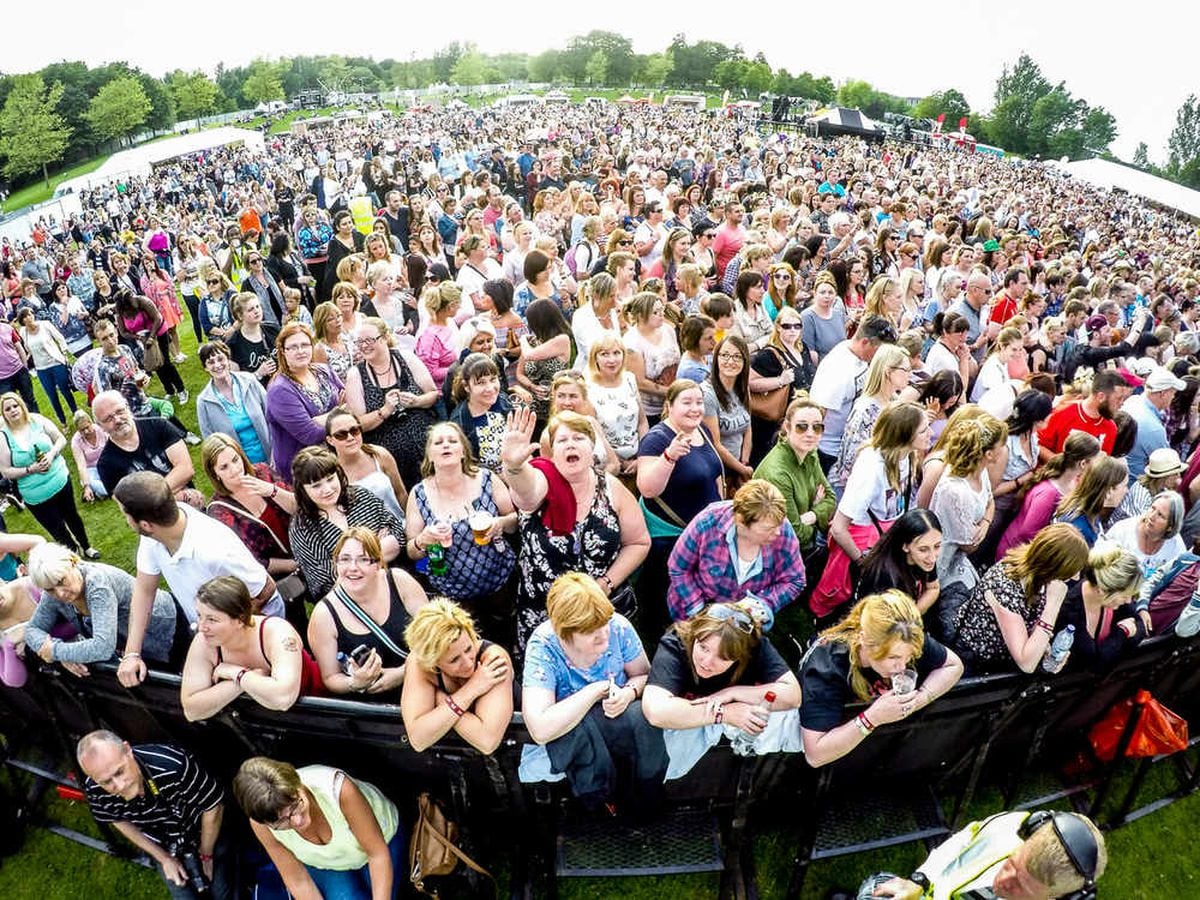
[1121,392,1168,480]
[522,613,643,701]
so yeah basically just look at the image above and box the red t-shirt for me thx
[1037,400,1116,454]
[990,294,1018,325]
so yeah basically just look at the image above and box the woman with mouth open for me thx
[499,407,649,656]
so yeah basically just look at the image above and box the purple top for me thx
[996,480,1063,560]
[265,364,343,477]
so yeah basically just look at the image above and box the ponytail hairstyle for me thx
[1032,431,1101,487]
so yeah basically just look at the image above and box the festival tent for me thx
[806,107,884,139]
[1048,158,1200,220]
[53,127,267,197]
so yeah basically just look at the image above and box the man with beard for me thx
[1036,368,1129,460]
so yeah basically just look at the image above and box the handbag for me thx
[748,347,790,422]
[141,337,163,372]
[209,497,311,612]
[409,792,494,898]
[1089,689,1189,762]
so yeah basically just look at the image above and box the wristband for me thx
[235,667,249,688]
[120,651,142,661]
[713,703,724,725]
[662,451,676,464]
[445,695,465,717]
[598,573,613,591]
[198,854,213,862]
[270,482,279,499]
[858,711,875,732]
[1036,618,1055,635]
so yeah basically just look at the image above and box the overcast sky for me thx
[6,1,1193,163]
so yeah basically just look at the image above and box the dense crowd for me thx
[5,98,1193,897]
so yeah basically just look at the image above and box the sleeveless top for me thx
[215,617,325,696]
[436,639,495,694]
[320,569,413,668]
[3,418,68,504]
[588,371,642,459]
[353,456,403,519]
[357,351,438,485]
[272,765,399,871]
[516,470,622,649]
[412,470,516,601]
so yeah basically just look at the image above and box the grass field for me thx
[2,157,112,214]
[0,311,1196,898]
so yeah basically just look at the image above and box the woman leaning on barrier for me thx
[400,598,514,754]
[799,590,963,767]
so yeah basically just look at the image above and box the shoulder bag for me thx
[409,792,494,898]
[749,346,790,422]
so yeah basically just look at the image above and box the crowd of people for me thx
[7,96,1196,896]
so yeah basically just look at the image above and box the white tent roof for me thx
[1050,157,1200,220]
[54,127,266,197]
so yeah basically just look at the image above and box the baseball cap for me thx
[1145,367,1186,392]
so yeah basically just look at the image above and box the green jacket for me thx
[753,439,836,550]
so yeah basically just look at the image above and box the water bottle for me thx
[730,690,776,757]
[426,541,447,577]
[1042,624,1075,673]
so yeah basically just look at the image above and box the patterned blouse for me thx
[951,562,1044,673]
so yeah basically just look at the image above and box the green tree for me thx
[1080,106,1118,156]
[449,49,487,86]
[432,43,463,84]
[639,52,674,88]
[1027,89,1082,157]
[85,75,150,146]
[986,94,1029,155]
[837,79,875,111]
[714,58,747,93]
[912,89,971,126]
[566,32,634,86]
[528,50,563,83]
[742,61,773,96]
[139,73,175,132]
[0,74,71,186]
[242,61,284,105]
[1168,94,1200,173]
[993,53,1050,116]
[167,71,219,121]
[1132,142,1150,170]
[585,50,609,86]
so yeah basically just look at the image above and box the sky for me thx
[4,1,1195,163]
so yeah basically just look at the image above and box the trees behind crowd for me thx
[1,33,1197,194]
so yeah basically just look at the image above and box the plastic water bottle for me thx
[1042,624,1075,673]
[730,690,776,756]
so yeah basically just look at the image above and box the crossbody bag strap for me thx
[420,822,493,877]
[208,499,289,556]
[333,582,407,660]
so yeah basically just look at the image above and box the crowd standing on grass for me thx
[17,95,1200,894]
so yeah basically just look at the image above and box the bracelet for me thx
[235,667,249,687]
[598,573,613,591]
[713,703,724,725]
[662,452,676,464]
[1036,618,1055,635]
[858,711,876,732]
[198,854,213,863]
[503,465,525,477]
[270,482,278,499]
[445,695,465,717]
[120,651,141,662]
[855,714,871,736]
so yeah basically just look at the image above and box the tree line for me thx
[0,34,1193,198]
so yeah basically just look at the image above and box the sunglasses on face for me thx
[792,421,825,433]
[779,323,802,331]
[330,425,362,441]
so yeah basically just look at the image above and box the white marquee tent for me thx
[52,127,267,197]
[1049,157,1200,220]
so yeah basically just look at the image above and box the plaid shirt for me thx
[666,501,805,622]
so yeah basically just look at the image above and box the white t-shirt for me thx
[925,340,960,377]
[809,341,869,455]
[136,504,278,623]
[838,448,913,527]
[1099,517,1187,582]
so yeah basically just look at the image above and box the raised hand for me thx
[500,407,538,471]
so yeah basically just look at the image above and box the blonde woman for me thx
[1054,454,1129,547]
[863,275,903,330]
[586,334,648,473]
[571,271,623,366]
[414,283,462,392]
[1058,546,1146,672]
[401,598,514,754]
[828,344,913,491]
[311,301,354,380]
[623,291,680,425]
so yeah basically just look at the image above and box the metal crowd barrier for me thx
[2,633,1199,899]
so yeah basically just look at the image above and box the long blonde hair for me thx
[819,590,925,701]
[865,401,926,494]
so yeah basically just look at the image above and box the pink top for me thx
[414,324,457,389]
[996,480,1063,560]
[71,428,109,468]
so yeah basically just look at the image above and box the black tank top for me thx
[321,569,413,668]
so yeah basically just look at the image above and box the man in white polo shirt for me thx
[112,471,282,687]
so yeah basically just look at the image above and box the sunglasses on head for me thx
[330,424,362,441]
[707,603,755,633]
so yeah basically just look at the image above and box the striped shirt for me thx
[84,744,223,850]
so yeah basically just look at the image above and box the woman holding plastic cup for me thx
[799,590,963,767]
[406,422,518,633]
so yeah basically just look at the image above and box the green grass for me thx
[2,157,111,213]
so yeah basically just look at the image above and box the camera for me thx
[172,845,210,895]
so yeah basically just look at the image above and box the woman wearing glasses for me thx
[198,267,236,341]
[763,263,797,322]
[235,755,402,900]
[754,398,837,570]
[642,601,801,778]
[828,344,914,493]
[323,407,407,520]
[308,527,428,697]
[702,335,754,488]
[747,306,811,467]
[265,322,344,478]
[343,317,438,489]
[799,590,963,767]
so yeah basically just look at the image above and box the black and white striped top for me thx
[84,744,224,850]
[289,484,406,599]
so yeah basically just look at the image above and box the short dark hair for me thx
[198,341,230,366]
[857,315,897,345]
[1092,369,1126,396]
[113,472,178,527]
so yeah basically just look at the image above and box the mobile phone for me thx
[351,644,372,666]
[607,677,618,700]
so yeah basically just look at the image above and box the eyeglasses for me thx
[792,421,825,433]
[283,343,311,353]
[617,239,633,246]
[717,352,743,362]
[336,554,377,567]
[774,274,792,282]
[702,232,716,239]
[206,278,222,285]
[355,334,380,348]
[779,323,802,331]
[707,603,755,633]
[269,798,304,830]
[330,425,362,441]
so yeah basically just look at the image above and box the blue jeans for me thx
[36,363,76,422]
[304,827,405,899]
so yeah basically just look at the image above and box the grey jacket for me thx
[197,371,273,459]
[24,562,178,665]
